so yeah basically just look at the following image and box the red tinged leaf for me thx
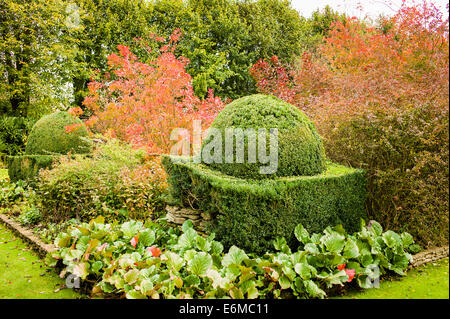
[345,269,356,282]
[337,264,346,271]
[130,236,138,248]
[147,246,161,257]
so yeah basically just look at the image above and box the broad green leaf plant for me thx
[51,217,420,299]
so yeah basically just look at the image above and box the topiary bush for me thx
[163,94,367,253]
[25,111,92,155]
[162,156,366,253]
[7,111,92,182]
[202,94,326,179]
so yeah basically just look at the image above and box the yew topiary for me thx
[201,94,326,179]
[25,111,92,155]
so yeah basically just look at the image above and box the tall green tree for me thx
[0,0,72,117]
[146,0,312,99]
[67,0,153,106]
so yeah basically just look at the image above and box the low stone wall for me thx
[165,205,210,236]
[409,246,449,269]
[0,213,56,257]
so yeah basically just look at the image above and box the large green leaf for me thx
[177,228,198,249]
[343,239,360,258]
[188,252,212,276]
[294,263,316,280]
[222,246,248,267]
[382,231,402,249]
[294,224,311,244]
[121,221,142,238]
[304,280,326,299]
[124,269,140,284]
[321,232,345,254]
[139,230,156,247]
[165,251,185,272]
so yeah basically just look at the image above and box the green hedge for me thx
[162,155,367,254]
[7,155,56,183]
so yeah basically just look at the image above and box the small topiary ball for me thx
[25,111,92,155]
[201,94,326,179]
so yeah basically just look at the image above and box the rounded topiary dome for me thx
[25,111,92,155]
[201,94,326,179]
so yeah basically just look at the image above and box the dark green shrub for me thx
[37,139,167,223]
[162,155,366,254]
[324,103,449,248]
[0,116,37,158]
[203,94,326,179]
[7,155,55,183]
[25,111,92,155]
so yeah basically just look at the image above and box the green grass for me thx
[0,222,80,299]
[335,257,449,299]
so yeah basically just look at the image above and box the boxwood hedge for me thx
[7,154,55,183]
[162,155,367,254]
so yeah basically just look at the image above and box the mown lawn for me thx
[335,257,449,299]
[0,222,80,299]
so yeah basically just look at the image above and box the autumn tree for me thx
[80,31,225,154]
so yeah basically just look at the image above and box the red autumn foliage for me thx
[250,1,449,130]
[79,30,225,154]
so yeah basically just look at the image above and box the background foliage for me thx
[250,1,449,248]
[38,139,167,223]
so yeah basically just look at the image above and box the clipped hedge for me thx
[162,155,367,254]
[7,155,55,183]
[202,94,326,179]
[25,111,92,155]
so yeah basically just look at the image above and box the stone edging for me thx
[409,245,449,269]
[0,212,56,257]
[1,211,448,268]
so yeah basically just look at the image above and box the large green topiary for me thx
[201,94,326,179]
[25,111,92,155]
[162,94,367,253]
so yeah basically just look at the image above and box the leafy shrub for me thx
[0,116,37,157]
[0,179,32,207]
[162,155,366,254]
[325,104,449,248]
[50,218,419,299]
[7,154,55,183]
[37,139,167,223]
[25,111,92,155]
[203,94,326,179]
[17,206,42,226]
